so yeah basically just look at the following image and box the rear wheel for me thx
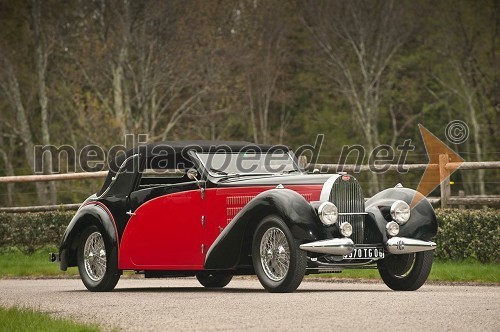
[252,216,307,293]
[378,251,434,291]
[77,225,120,292]
[196,272,232,288]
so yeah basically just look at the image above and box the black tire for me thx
[77,225,120,292]
[378,251,434,291]
[196,272,233,288]
[252,216,307,293]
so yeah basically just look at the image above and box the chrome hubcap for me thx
[84,232,106,282]
[260,227,290,281]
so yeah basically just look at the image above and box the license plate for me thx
[343,248,385,259]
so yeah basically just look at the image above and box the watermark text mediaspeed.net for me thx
[33,135,417,174]
[32,122,467,206]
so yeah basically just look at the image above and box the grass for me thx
[0,247,498,283]
[309,260,500,284]
[0,247,79,278]
[0,306,100,332]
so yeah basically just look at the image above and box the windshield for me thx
[196,151,299,177]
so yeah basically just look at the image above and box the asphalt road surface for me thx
[0,278,498,331]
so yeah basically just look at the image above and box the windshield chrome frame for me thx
[194,151,302,178]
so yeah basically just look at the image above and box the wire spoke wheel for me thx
[83,232,107,282]
[260,227,290,281]
[252,216,307,293]
[77,225,120,292]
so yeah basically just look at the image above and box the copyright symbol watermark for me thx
[445,120,469,144]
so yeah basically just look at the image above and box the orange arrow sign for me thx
[411,124,465,208]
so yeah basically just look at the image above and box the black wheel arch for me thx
[204,189,331,270]
[59,203,118,271]
[365,187,438,242]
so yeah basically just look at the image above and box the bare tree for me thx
[29,0,57,203]
[0,59,53,204]
[233,0,291,144]
[0,126,16,205]
[302,0,410,194]
[60,0,206,142]
[432,0,499,196]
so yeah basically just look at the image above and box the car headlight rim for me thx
[318,202,338,226]
[340,222,353,237]
[390,200,411,225]
[386,221,400,236]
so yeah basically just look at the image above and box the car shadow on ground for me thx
[65,286,388,294]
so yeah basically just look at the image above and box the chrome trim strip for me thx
[299,238,354,255]
[338,212,368,215]
[386,237,437,254]
[319,174,341,201]
[92,153,140,200]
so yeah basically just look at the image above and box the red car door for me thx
[119,189,204,270]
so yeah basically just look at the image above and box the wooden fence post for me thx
[458,190,465,209]
[439,154,451,209]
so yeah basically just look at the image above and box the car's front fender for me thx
[59,202,118,270]
[204,188,330,270]
[365,187,437,242]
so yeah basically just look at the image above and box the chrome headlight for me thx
[318,202,338,225]
[386,221,400,236]
[390,200,411,225]
[340,222,353,237]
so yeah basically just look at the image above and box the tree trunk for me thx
[0,133,15,206]
[30,0,56,204]
[466,90,486,196]
[113,61,127,138]
[6,63,51,205]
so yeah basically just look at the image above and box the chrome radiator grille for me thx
[329,175,365,244]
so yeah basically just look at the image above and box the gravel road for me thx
[0,278,498,331]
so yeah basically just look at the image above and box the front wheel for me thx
[377,251,434,291]
[77,225,120,292]
[252,216,307,293]
[196,272,233,288]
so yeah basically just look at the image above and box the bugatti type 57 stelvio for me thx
[53,141,437,293]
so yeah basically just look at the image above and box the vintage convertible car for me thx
[52,141,437,293]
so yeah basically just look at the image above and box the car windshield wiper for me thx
[217,172,277,182]
[210,167,240,178]
[209,167,228,175]
[280,169,301,174]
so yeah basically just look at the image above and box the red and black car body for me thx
[55,141,437,292]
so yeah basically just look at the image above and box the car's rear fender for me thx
[204,188,331,270]
[365,187,437,242]
[59,203,118,271]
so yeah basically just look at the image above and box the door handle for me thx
[126,210,136,217]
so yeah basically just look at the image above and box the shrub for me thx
[0,209,498,262]
[0,211,73,254]
[435,209,500,263]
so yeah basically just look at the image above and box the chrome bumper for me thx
[299,238,354,255]
[386,237,436,254]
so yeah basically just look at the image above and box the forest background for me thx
[0,0,498,206]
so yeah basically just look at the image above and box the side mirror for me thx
[186,168,199,181]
